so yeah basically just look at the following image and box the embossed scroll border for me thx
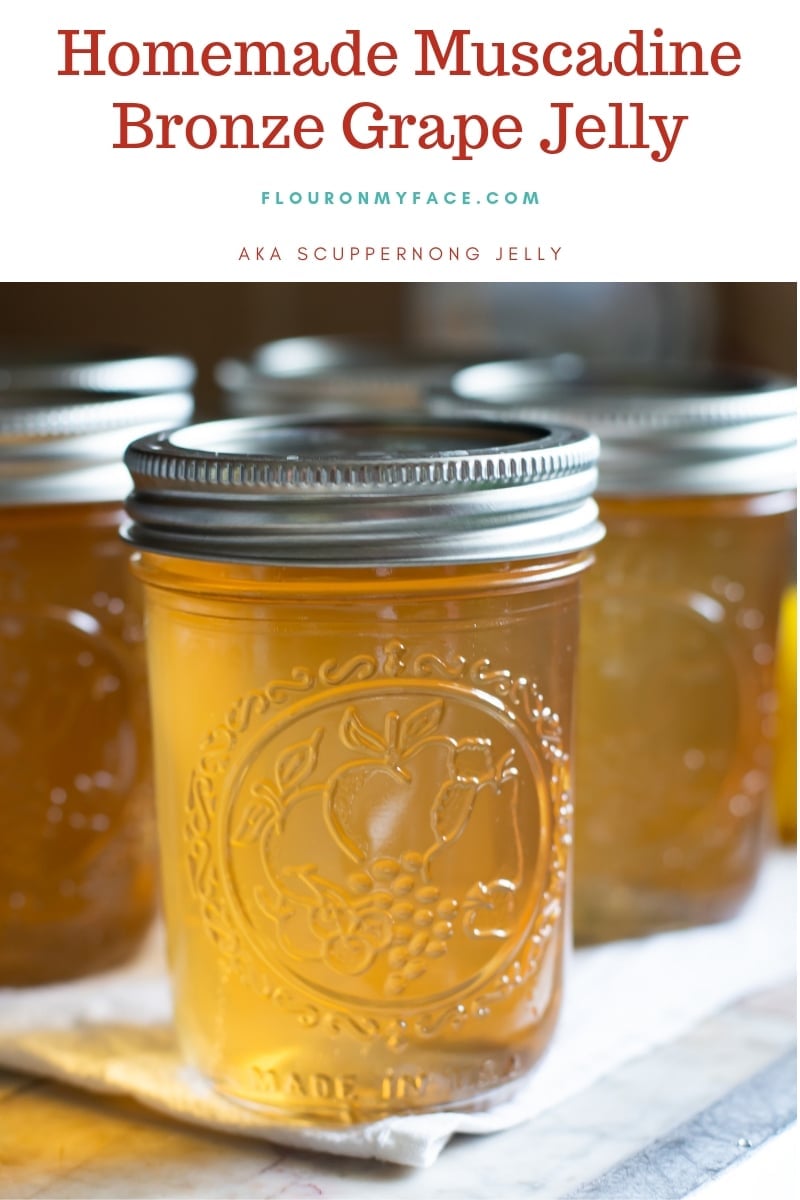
[185,640,572,1048]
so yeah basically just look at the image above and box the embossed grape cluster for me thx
[347,853,458,995]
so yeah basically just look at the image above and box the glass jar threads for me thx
[123,414,601,1123]
[438,363,797,941]
[0,365,194,984]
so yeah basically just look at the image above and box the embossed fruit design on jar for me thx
[441,363,797,941]
[0,362,194,983]
[123,414,602,1122]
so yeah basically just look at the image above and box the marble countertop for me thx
[0,979,794,1198]
[1,849,796,1198]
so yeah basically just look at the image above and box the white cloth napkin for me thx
[0,849,795,1169]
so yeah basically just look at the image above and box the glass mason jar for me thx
[123,414,602,1123]
[0,367,194,984]
[436,363,797,941]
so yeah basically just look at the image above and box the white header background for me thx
[1,0,795,282]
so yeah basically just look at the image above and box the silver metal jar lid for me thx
[433,361,797,496]
[250,335,390,378]
[123,414,602,566]
[0,350,197,395]
[0,390,195,507]
[216,336,554,418]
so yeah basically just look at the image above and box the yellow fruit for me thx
[774,586,797,841]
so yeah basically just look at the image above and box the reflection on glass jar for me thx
[123,414,602,1122]
[0,368,194,984]
[436,362,797,941]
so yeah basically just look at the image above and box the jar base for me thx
[188,997,562,1127]
[207,1061,537,1128]
[573,878,757,944]
[0,912,155,987]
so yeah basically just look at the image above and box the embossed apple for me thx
[237,694,530,995]
[325,702,454,862]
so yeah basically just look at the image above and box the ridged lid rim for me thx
[448,361,796,424]
[0,390,196,442]
[434,361,797,496]
[123,414,603,566]
[124,413,599,492]
[0,351,197,395]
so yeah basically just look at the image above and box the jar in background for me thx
[215,335,551,419]
[123,415,602,1123]
[0,349,196,396]
[435,363,797,941]
[406,283,719,366]
[0,367,194,984]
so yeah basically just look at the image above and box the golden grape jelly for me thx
[0,363,194,983]
[441,363,797,942]
[123,415,602,1123]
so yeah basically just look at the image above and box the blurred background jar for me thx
[215,335,535,419]
[407,283,719,365]
[0,353,195,984]
[122,413,602,1122]
[433,362,797,941]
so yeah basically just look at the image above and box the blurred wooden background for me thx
[0,283,795,416]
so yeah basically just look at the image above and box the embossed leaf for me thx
[339,707,386,756]
[328,766,374,860]
[232,803,271,844]
[275,729,321,795]
[399,700,444,753]
[432,779,477,844]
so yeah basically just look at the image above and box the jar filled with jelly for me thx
[0,361,194,984]
[436,363,797,941]
[123,414,602,1123]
